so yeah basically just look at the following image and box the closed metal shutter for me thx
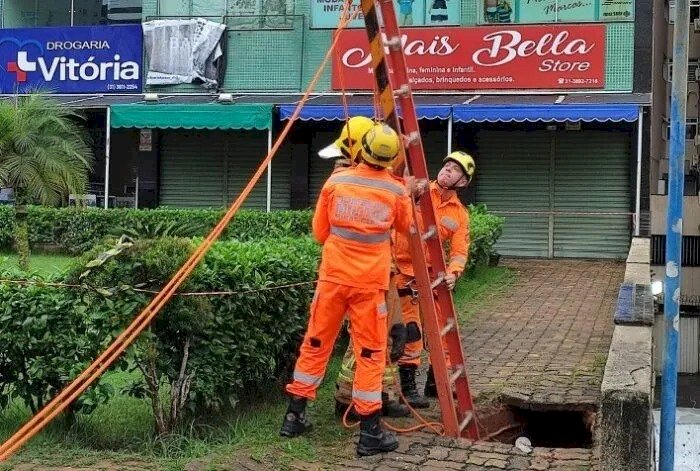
[225,131,269,210]
[159,131,226,208]
[475,130,552,257]
[553,131,632,258]
[159,130,271,209]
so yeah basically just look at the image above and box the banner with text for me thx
[0,24,142,93]
[478,0,634,24]
[310,0,461,28]
[332,24,606,90]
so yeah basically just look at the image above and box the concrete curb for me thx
[600,237,654,471]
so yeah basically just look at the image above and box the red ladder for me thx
[357,0,479,439]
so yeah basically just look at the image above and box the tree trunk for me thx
[13,203,30,271]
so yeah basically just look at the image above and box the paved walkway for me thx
[340,259,625,470]
[466,259,624,410]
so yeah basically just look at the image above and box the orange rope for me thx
[341,366,445,435]
[0,8,360,462]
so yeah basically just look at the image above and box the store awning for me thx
[278,104,451,121]
[110,103,273,130]
[452,103,640,123]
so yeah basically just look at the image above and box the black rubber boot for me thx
[424,366,438,398]
[356,411,399,456]
[381,393,410,418]
[398,366,430,408]
[335,399,360,422]
[280,397,313,438]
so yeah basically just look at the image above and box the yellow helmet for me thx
[443,151,476,182]
[360,123,400,168]
[318,116,375,163]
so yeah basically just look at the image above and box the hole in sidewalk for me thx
[476,403,594,449]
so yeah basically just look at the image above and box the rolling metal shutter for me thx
[225,131,269,210]
[475,130,552,257]
[553,131,632,258]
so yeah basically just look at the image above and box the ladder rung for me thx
[431,274,445,289]
[421,225,437,241]
[458,411,474,433]
[384,35,401,50]
[394,84,410,97]
[449,365,465,386]
[440,319,455,337]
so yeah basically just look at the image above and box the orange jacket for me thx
[393,181,470,277]
[313,163,413,290]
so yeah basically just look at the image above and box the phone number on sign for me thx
[107,84,140,90]
[557,78,600,85]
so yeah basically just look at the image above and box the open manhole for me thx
[476,403,595,449]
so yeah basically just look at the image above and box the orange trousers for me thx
[286,280,388,416]
[395,273,452,368]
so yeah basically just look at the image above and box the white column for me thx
[635,107,644,236]
[447,114,453,156]
[266,127,272,212]
[104,107,111,209]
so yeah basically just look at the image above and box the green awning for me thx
[110,103,272,130]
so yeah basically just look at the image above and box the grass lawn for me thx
[0,265,516,471]
[0,252,75,277]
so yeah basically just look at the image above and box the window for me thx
[663,59,700,82]
[157,0,295,30]
[667,0,700,24]
[663,118,699,140]
[478,0,635,24]
[2,0,142,27]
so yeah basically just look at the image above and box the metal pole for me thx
[70,0,74,26]
[104,107,111,209]
[634,108,643,236]
[660,0,689,468]
[447,113,453,156]
[266,127,272,212]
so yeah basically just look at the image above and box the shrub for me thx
[468,203,505,270]
[62,236,320,434]
[0,206,313,254]
[0,269,130,417]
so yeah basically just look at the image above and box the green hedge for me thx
[0,206,313,254]
[0,205,503,266]
[1,236,320,423]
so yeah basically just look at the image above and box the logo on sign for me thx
[472,30,595,72]
[6,41,139,84]
[0,26,143,94]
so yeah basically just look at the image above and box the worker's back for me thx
[312,163,411,290]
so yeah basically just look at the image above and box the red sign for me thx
[332,24,606,90]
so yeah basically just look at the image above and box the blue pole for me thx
[659,0,689,469]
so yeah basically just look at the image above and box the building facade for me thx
[649,0,700,312]
[0,0,653,259]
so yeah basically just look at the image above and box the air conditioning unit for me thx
[694,18,700,32]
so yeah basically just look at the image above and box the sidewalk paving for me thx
[340,259,625,471]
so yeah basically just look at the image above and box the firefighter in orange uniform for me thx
[393,151,476,407]
[281,123,417,457]
[318,116,412,420]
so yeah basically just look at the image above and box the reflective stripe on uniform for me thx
[450,255,467,265]
[328,174,405,196]
[330,226,390,244]
[441,215,459,231]
[352,388,382,403]
[294,370,323,387]
[377,303,388,316]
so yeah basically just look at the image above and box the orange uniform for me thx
[286,163,412,416]
[393,181,470,367]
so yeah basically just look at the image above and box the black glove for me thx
[389,323,407,363]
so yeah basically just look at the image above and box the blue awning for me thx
[452,104,640,123]
[278,104,451,121]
